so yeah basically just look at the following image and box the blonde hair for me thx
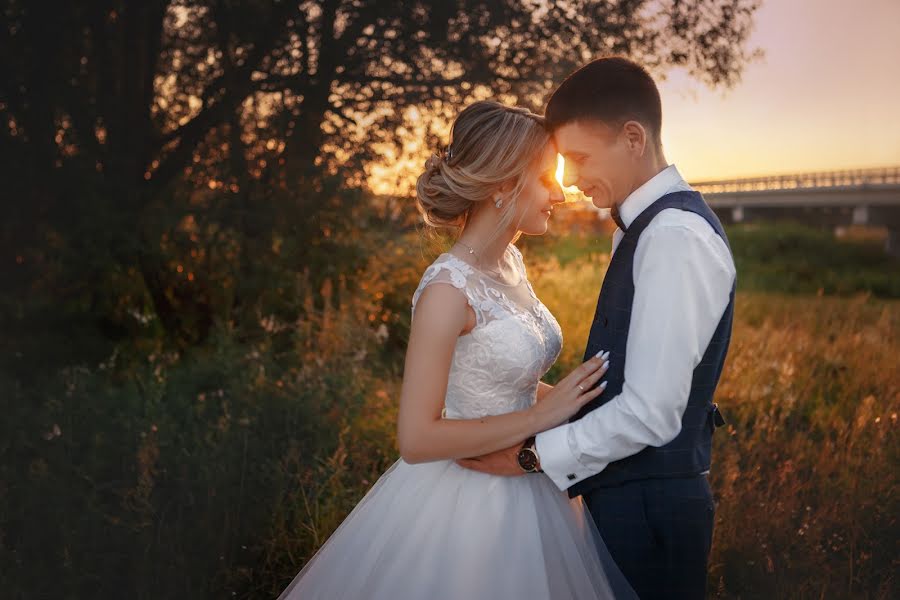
[415,101,549,241]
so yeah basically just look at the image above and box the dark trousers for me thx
[583,474,715,600]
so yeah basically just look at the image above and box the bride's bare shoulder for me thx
[410,278,474,337]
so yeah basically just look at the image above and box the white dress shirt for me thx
[534,164,737,492]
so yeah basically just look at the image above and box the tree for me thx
[0,0,760,344]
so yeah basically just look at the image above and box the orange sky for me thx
[659,0,900,181]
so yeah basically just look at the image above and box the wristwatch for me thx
[517,435,543,473]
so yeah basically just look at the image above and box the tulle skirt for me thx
[277,457,636,599]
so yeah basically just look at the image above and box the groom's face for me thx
[552,120,636,209]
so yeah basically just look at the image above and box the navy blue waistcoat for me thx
[567,190,735,498]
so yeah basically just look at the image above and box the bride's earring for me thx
[494,195,503,209]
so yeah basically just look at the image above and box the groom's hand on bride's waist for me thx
[455,442,525,477]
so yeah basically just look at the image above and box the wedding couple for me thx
[278,57,737,600]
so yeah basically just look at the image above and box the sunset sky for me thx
[369,0,900,194]
[659,0,900,181]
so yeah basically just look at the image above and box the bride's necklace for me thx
[455,240,506,280]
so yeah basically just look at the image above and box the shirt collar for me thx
[616,164,687,230]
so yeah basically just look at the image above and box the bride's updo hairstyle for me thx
[415,101,548,232]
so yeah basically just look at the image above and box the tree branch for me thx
[147,1,298,193]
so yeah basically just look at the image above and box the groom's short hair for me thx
[545,57,663,145]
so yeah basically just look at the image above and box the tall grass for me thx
[526,250,898,599]
[4,224,896,598]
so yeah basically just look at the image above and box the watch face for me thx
[517,448,538,471]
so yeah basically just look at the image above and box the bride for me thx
[276,101,637,599]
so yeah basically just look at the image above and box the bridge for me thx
[691,166,900,256]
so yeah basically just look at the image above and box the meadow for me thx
[521,228,898,599]
[3,222,897,599]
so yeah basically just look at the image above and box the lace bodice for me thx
[410,244,563,419]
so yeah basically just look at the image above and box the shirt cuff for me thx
[534,425,598,492]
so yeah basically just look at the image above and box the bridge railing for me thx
[691,166,900,194]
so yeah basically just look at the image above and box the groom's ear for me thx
[621,120,648,158]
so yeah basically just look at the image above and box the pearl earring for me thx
[494,196,503,208]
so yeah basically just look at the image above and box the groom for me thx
[457,57,737,599]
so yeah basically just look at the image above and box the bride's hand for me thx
[528,350,610,430]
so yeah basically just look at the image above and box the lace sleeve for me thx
[411,256,479,323]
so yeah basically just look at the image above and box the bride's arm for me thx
[397,283,605,464]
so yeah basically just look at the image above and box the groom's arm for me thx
[535,215,736,492]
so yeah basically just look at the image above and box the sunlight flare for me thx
[555,153,586,202]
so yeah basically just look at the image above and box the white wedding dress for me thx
[277,243,636,600]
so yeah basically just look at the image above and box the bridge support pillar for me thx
[887,227,900,259]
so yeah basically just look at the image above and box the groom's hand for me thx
[455,442,525,477]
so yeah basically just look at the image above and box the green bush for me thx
[522,221,900,298]
[0,308,400,599]
[727,223,900,298]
